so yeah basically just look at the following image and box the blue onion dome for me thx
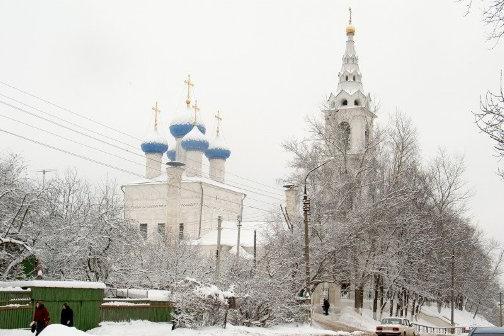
[205,135,231,160]
[141,131,168,154]
[181,125,209,152]
[169,106,206,138]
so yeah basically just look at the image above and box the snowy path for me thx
[0,321,341,336]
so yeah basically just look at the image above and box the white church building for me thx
[122,77,261,257]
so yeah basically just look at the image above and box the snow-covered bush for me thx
[170,278,235,328]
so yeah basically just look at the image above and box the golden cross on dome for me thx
[184,74,194,107]
[215,110,223,136]
[192,100,200,124]
[349,7,352,25]
[152,101,161,131]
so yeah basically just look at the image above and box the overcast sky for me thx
[0,1,502,243]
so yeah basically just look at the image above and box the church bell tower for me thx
[324,9,375,155]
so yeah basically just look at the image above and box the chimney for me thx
[166,161,185,239]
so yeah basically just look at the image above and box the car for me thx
[376,317,416,336]
[468,327,504,336]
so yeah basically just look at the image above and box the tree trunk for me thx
[390,292,395,317]
[373,275,379,320]
[355,285,364,311]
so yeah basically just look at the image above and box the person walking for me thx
[60,303,74,327]
[32,301,50,335]
[323,298,330,316]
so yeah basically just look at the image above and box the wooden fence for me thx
[100,299,172,322]
[0,290,173,330]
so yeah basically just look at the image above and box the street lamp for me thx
[302,157,335,293]
[450,238,471,331]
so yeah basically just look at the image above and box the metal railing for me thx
[412,323,468,334]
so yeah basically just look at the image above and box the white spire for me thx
[336,8,363,95]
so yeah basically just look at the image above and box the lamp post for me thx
[450,238,470,331]
[302,158,335,294]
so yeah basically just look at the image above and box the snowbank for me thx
[40,325,88,336]
[0,321,339,336]
[421,305,494,327]
[0,281,105,289]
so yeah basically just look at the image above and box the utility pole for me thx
[253,229,257,268]
[236,215,242,259]
[301,158,335,294]
[450,250,455,332]
[36,169,54,189]
[215,216,222,282]
[499,292,502,327]
[302,184,311,293]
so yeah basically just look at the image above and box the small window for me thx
[139,223,147,239]
[365,128,370,145]
[178,223,184,240]
[342,99,348,106]
[345,75,348,81]
[353,75,356,81]
[157,223,165,237]
[354,99,360,106]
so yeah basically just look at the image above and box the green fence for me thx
[0,286,173,331]
[101,300,172,323]
[0,289,32,329]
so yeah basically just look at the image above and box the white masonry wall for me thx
[123,180,244,242]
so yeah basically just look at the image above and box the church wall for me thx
[123,183,167,240]
[123,180,245,242]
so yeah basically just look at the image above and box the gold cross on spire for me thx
[349,7,352,25]
[192,100,200,124]
[152,101,161,131]
[184,74,194,107]
[215,110,223,137]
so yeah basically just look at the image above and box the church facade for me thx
[122,77,246,246]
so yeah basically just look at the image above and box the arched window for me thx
[345,75,349,81]
[353,75,356,81]
[341,99,348,106]
[354,99,360,106]
[338,122,351,151]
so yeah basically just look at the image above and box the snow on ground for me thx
[0,321,343,336]
[420,305,494,327]
[336,306,380,332]
[330,302,493,332]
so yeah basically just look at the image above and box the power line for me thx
[0,82,284,195]
[0,99,282,204]
[0,127,274,214]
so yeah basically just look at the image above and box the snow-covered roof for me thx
[124,172,245,195]
[229,245,254,259]
[0,287,30,292]
[0,280,106,289]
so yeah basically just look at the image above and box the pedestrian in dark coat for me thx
[32,301,50,335]
[60,303,74,327]
[322,298,330,315]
